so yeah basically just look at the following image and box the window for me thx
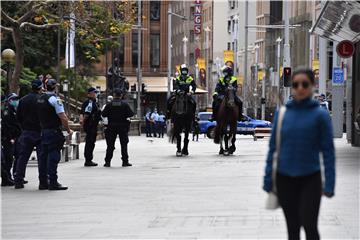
[232,42,235,50]
[190,30,194,43]
[227,42,231,50]
[132,33,140,67]
[189,53,195,66]
[150,1,160,21]
[227,20,231,33]
[150,34,160,67]
[190,6,195,20]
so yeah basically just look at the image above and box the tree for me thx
[1,1,136,93]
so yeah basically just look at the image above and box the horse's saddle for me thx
[175,93,189,115]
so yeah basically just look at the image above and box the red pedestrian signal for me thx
[283,67,291,87]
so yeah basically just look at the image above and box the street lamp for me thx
[182,36,188,64]
[63,80,69,113]
[204,26,211,107]
[253,45,260,119]
[1,48,15,92]
[167,4,187,98]
[233,15,239,76]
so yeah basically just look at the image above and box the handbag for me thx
[265,106,286,210]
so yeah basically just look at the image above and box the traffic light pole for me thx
[283,1,291,102]
[136,0,142,118]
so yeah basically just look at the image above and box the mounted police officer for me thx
[212,65,243,121]
[80,87,101,167]
[101,89,134,167]
[14,80,43,189]
[166,64,197,118]
[37,79,72,190]
[1,93,21,186]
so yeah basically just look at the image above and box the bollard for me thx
[71,131,80,160]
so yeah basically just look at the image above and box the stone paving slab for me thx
[1,135,359,239]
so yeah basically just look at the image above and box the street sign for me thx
[332,67,344,85]
[336,40,354,58]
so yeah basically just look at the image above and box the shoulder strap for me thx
[272,105,286,192]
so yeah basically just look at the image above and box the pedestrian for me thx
[37,79,73,190]
[263,69,335,240]
[192,117,200,141]
[151,108,159,137]
[157,111,166,138]
[1,93,21,186]
[14,80,43,189]
[80,87,101,167]
[145,109,153,137]
[101,89,134,167]
[319,93,329,111]
[101,95,113,128]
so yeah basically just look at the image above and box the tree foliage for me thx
[1,1,136,93]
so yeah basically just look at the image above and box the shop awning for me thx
[91,76,208,94]
[310,1,360,42]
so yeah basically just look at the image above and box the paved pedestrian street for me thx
[1,135,359,239]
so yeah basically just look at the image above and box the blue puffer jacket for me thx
[263,98,336,194]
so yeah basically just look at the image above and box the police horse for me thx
[214,86,239,156]
[169,91,195,157]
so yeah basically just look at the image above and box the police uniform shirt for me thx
[47,93,65,114]
[101,99,134,127]
[81,98,99,118]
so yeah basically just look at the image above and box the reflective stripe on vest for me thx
[219,76,237,85]
[176,76,193,84]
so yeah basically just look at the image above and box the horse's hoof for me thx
[219,148,224,155]
[229,146,236,154]
[223,150,230,156]
[176,151,183,157]
[181,149,189,156]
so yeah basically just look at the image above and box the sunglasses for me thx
[292,81,310,89]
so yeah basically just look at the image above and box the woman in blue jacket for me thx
[263,69,335,240]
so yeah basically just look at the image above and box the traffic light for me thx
[283,67,292,87]
[141,83,147,94]
[130,84,136,92]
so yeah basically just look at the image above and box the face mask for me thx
[181,70,188,75]
[10,100,19,109]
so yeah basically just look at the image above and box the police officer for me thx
[14,80,43,189]
[166,64,197,118]
[80,87,101,167]
[1,93,21,186]
[101,89,134,167]
[212,65,243,121]
[37,79,72,190]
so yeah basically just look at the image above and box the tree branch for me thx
[1,10,17,26]
[0,25,13,32]
[20,22,60,31]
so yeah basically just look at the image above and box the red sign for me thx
[336,40,354,58]
[194,0,202,34]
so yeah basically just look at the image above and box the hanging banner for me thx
[258,70,264,81]
[175,65,181,74]
[194,0,202,34]
[312,60,319,71]
[223,50,234,69]
[197,58,206,88]
[65,12,76,69]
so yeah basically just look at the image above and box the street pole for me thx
[332,41,344,138]
[276,37,282,108]
[254,45,259,118]
[183,36,188,64]
[243,0,248,115]
[233,15,238,76]
[205,27,210,108]
[283,1,291,102]
[136,0,142,118]
[167,3,172,99]
[261,75,265,120]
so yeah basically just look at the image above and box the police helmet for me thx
[180,64,189,76]
[222,65,233,77]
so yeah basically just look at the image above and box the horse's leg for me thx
[219,134,224,155]
[223,132,230,156]
[182,130,189,156]
[175,126,182,156]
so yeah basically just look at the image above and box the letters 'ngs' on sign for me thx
[194,0,202,34]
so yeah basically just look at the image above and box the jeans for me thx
[14,130,42,184]
[104,125,129,163]
[39,129,65,185]
[2,139,15,180]
[276,171,322,240]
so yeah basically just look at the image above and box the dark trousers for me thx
[276,171,322,240]
[84,126,98,162]
[14,130,42,184]
[145,120,152,137]
[105,125,129,163]
[1,146,12,182]
[156,121,165,138]
[39,129,65,185]
[2,139,15,180]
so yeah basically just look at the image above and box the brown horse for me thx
[214,86,239,156]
